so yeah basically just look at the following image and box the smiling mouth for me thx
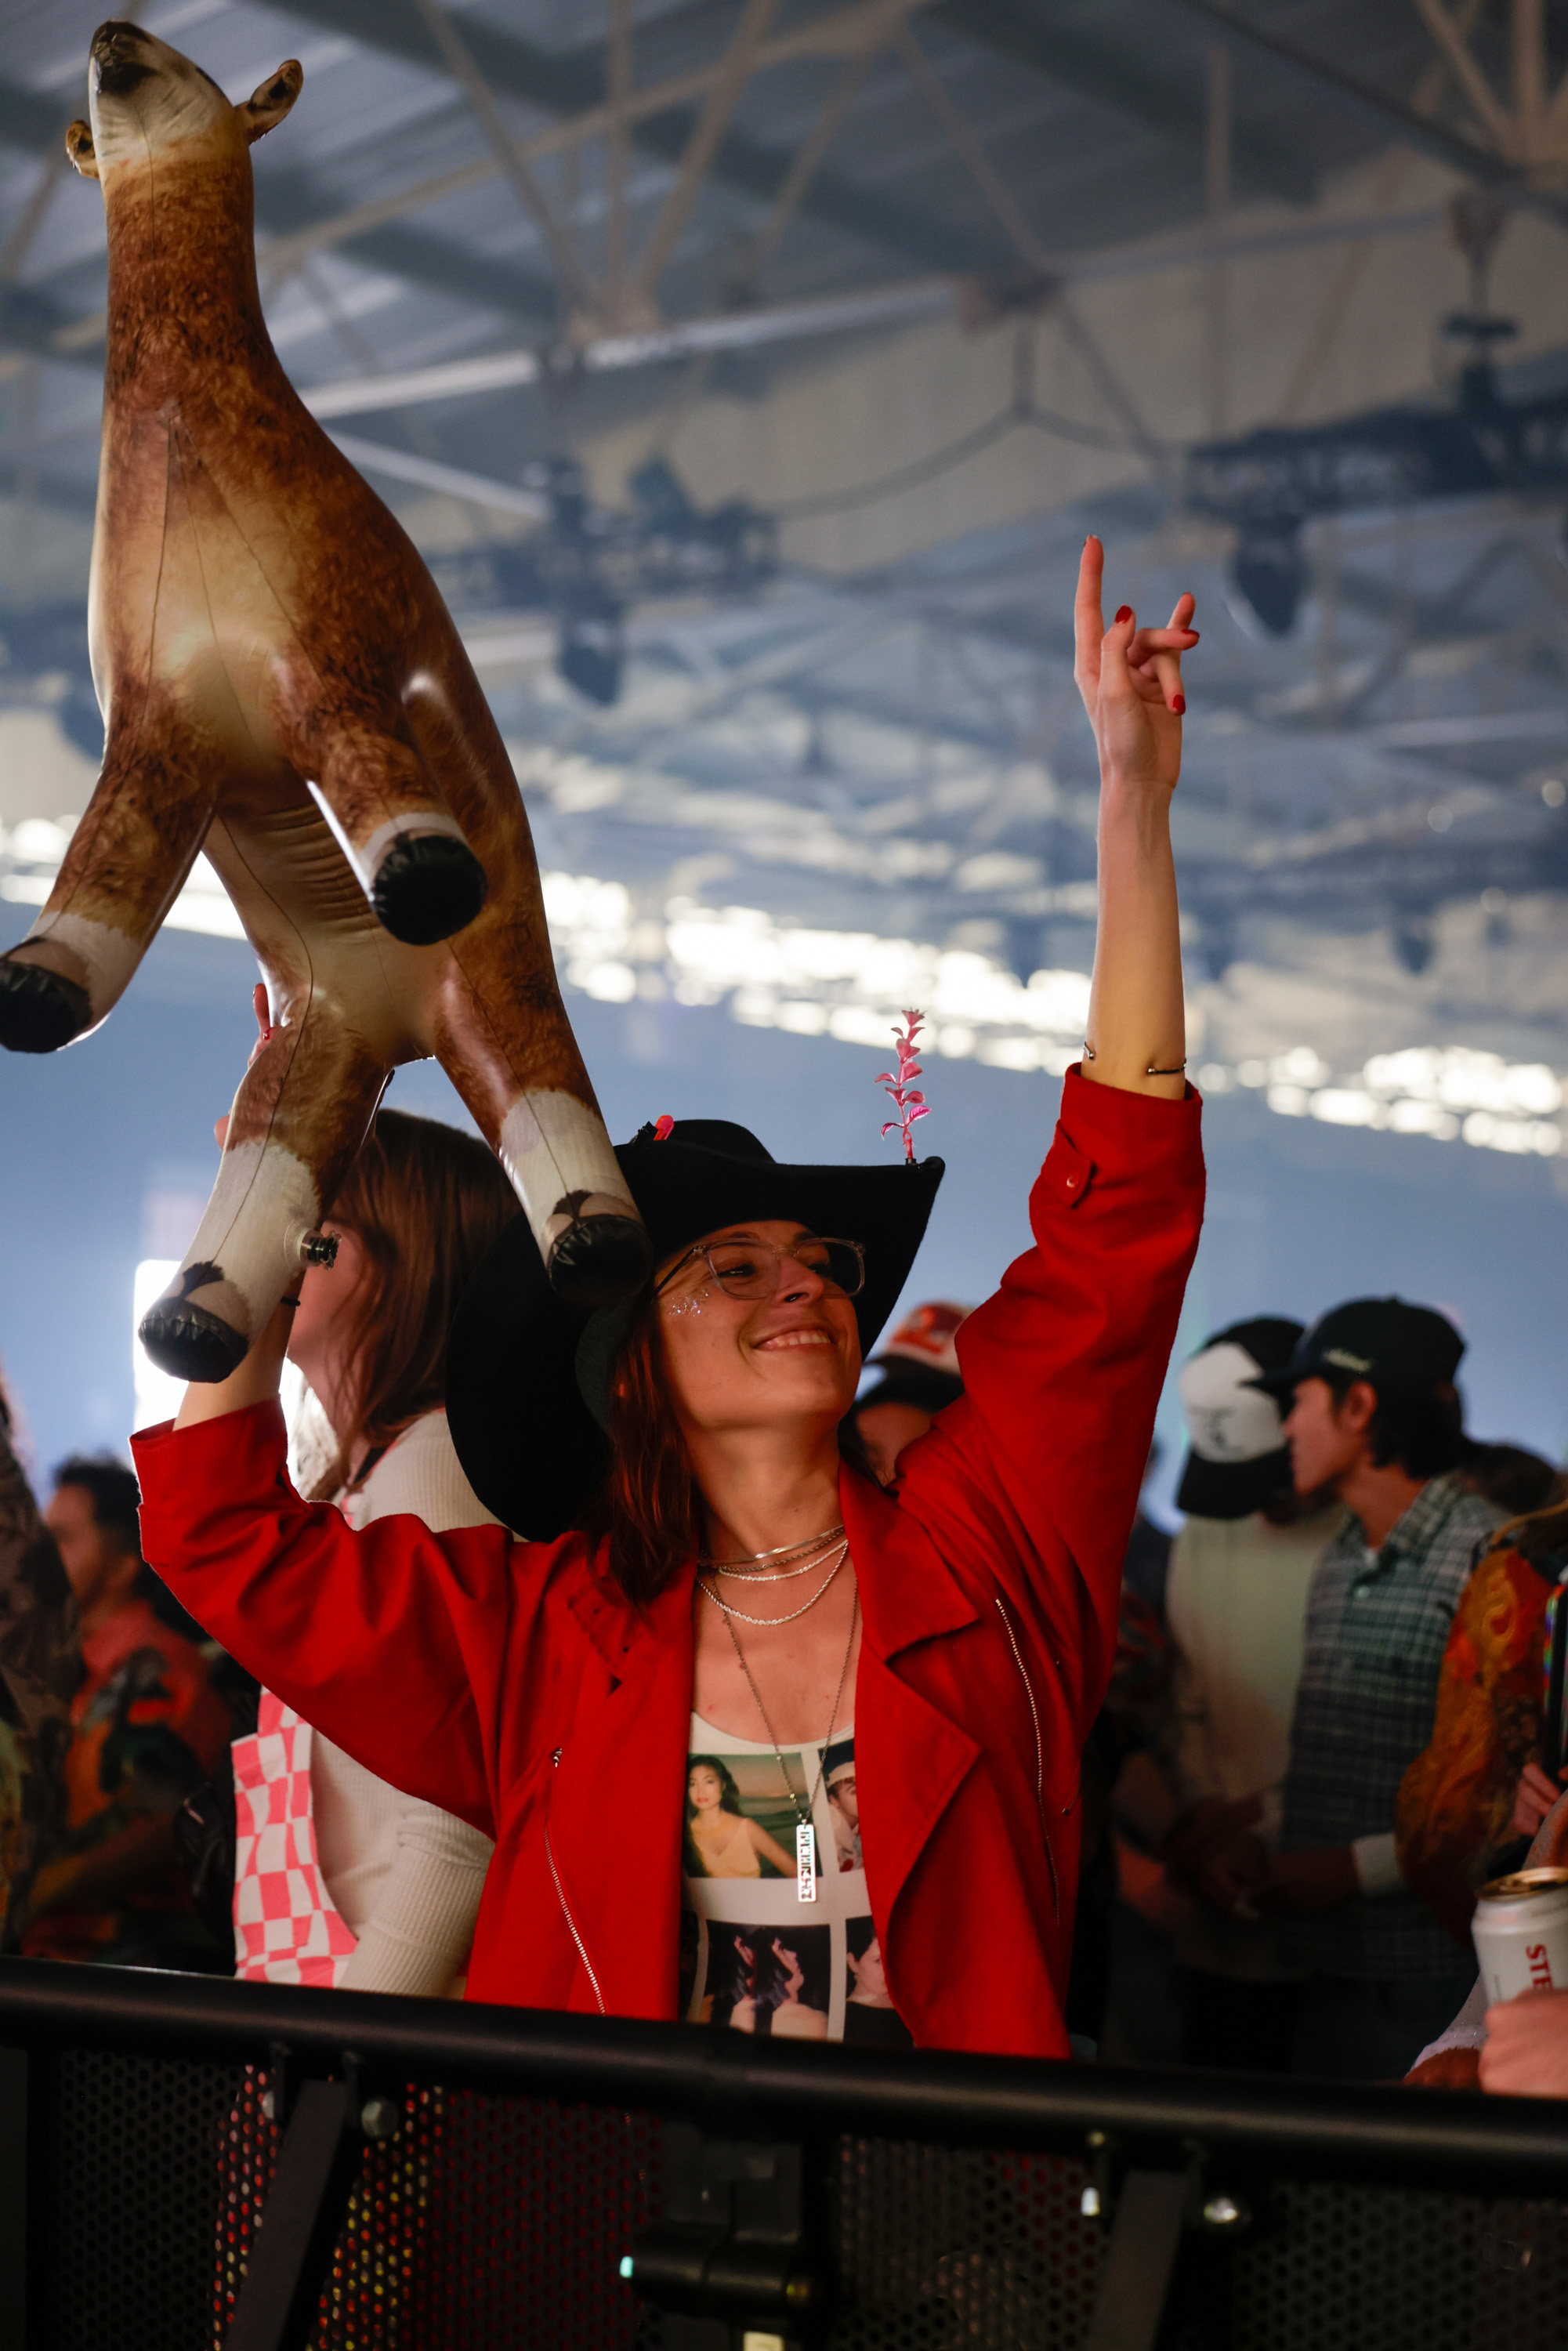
[755,1328,836,1352]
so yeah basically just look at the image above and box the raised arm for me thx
[1074,535,1193,1101]
[136,1398,504,1835]
[891,544,1203,1719]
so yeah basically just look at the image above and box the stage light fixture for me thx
[1392,912,1434,976]
[1226,526,1307,639]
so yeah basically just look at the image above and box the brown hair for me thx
[309,1108,520,1500]
[581,1291,883,1607]
[1317,1366,1465,1481]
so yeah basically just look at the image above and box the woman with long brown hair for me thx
[231,1107,518,1994]
[136,545,1205,2055]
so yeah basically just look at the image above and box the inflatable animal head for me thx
[66,20,301,184]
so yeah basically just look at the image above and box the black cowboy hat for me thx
[446,1118,944,1538]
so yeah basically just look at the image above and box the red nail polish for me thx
[1114,605,1132,625]
[1173,694,1186,715]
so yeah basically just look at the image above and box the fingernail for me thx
[1114,605,1132,625]
[1173,694,1186,715]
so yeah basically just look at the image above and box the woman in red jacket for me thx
[133,542,1204,2058]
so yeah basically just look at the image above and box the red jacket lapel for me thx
[843,1474,983,1940]
[546,1558,696,2017]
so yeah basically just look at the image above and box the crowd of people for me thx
[4,1259,1563,2090]
[1,542,1563,2098]
[1083,1303,1568,2087]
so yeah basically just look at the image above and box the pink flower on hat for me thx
[877,1010,930,1165]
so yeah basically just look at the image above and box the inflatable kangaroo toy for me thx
[0,22,651,1380]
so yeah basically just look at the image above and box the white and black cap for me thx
[1175,1317,1304,1521]
[855,1299,973,1418]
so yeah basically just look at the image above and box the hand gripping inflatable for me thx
[0,23,651,1379]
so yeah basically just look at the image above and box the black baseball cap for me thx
[1246,1296,1465,1403]
[1175,1316,1303,1520]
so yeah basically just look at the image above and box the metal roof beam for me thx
[0,278,96,368]
[259,0,999,276]
[927,0,1317,206]
[257,172,559,325]
[1175,0,1568,229]
[0,77,64,158]
[0,68,563,348]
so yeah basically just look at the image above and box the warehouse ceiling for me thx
[6,0,1568,1154]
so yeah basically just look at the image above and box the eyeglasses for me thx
[656,1234,867,1302]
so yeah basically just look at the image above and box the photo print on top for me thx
[683,1749,819,1882]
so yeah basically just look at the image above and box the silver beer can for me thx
[1472,1867,1568,2005]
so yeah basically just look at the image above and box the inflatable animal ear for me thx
[0,23,651,1382]
[64,121,97,179]
[241,61,302,144]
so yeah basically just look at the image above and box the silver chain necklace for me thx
[713,1537,846,1586]
[718,1588,858,1903]
[697,1523,844,1570]
[697,1539,849,1625]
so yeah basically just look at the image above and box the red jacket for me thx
[134,1070,1204,2056]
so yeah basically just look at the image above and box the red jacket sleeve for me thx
[896,1067,1204,1730]
[132,1402,510,1838]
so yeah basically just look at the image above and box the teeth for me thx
[761,1330,832,1349]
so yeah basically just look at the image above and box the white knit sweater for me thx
[292,1410,496,1997]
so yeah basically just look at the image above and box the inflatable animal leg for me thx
[401,680,652,1306]
[284,697,487,950]
[138,979,386,1381]
[0,715,213,1052]
[428,951,652,1309]
[303,710,484,950]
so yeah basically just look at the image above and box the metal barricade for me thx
[2,1956,1566,2351]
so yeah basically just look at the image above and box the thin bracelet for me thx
[1081,1041,1187,1077]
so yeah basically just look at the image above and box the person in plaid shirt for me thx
[1246,1300,1502,2080]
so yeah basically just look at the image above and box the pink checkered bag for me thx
[232,1691,358,1986]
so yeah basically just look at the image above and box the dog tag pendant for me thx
[796,1820,817,1902]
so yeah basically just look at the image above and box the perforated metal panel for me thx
[1224,2179,1568,2351]
[831,2139,1103,2349]
[395,2087,656,2349]
[215,2072,657,2349]
[43,2049,244,2351]
[30,2045,1568,2351]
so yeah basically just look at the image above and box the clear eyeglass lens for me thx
[704,1240,864,1299]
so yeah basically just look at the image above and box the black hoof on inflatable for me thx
[371,835,487,947]
[0,962,92,1052]
[138,1300,249,1384]
[547,1215,654,1310]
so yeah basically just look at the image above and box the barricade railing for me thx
[2,1954,1566,2351]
